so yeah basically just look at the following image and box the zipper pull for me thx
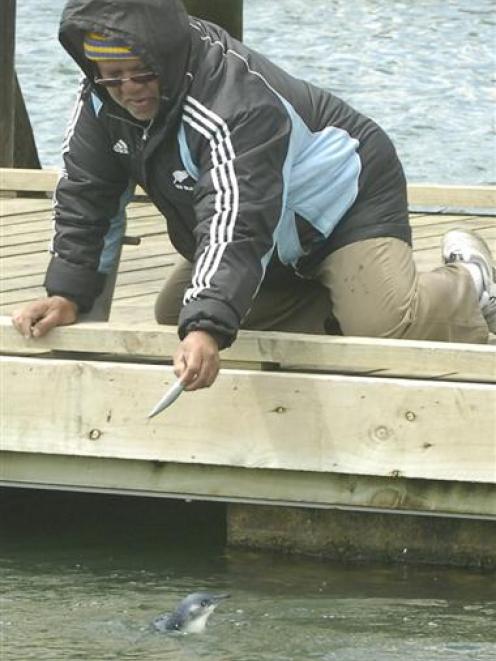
[142,118,154,142]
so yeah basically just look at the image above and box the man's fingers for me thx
[173,331,220,391]
[178,357,203,389]
[183,355,220,390]
[11,313,31,339]
[11,297,78,339]
[31,309,65,337]
[12,303,47,338]
[173,353,219,390]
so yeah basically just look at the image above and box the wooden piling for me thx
[14,74,41,169]
[0,0,16,167]
[183,0,243,40]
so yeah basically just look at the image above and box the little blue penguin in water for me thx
[152,592,231,634]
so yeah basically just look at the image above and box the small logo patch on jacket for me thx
[172,170,194,191]
[113,139,129,155]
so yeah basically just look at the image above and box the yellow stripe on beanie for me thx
[84,32,138,61]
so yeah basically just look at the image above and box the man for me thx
[12,0,495,391]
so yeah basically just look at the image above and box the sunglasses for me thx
[94,71,159,88]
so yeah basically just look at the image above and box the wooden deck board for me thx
[2,316,494,382]
[2,190,495,320]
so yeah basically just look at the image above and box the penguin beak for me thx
[212,593,231,603]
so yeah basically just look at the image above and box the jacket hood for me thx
[59,0,195,111]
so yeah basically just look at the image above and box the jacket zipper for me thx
[107,113,154,187]
[142,118,154,143]
[140,119,155,186]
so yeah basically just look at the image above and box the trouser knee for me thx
[154,258,192,325]
[336,304,414,338]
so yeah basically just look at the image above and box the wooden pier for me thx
[1,169,495,567]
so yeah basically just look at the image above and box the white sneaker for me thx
[442,229,496,333]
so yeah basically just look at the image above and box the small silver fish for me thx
[147,378,184,418]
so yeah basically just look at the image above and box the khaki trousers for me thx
[155,238,489,344]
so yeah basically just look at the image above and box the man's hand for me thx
[11,296,78,339]
[173,330,220,391]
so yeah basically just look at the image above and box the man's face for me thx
[96,58,161,121]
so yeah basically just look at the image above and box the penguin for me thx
[152,592,231,634]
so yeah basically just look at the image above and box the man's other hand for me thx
[11,296,78,339]
[173,330,220,390]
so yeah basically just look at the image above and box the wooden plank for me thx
[0,254,50,280]
[1,316,495,382]
[410,213,486,228]
[1,227,52,246]
[0,286,46,306]
[413,228,495,252]
[108,302,161,324]
[412,220,494,241]
[0,197,51,213]
[0,168,58,192]
[1,209,485,242]
[0,233,168,258]
[118,252,177,270]
[1,272,45,291]
[0,242,50,258]
[0,168,147,196]
[111,279,166,301]
[1,356,495,482]
[1,451,494,518]
[408,184,496,209]
[2,169,495,209]
[0,210,164,237]
[2,220,53,238]
[0,204,52,223]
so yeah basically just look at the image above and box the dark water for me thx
[15,0,496,184]
[1,489,495,660]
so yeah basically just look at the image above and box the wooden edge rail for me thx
[1,168,496,208]
[1,452,494,520]
[1,316,495,382]
[0,167,147,197]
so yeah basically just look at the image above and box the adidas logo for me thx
[113,139,129,155]
[172,169,194,191]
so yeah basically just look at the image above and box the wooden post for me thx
[0,0,16,167]
[14,74,41,169]
[183,0,243,40]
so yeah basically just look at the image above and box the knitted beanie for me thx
[83,32,138,61]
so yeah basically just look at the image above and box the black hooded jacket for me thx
[46,0,410,347]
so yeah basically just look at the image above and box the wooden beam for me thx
[1,451,494,518]
[1,169,495,209]
[0,168,145,197]
[1,317,494,382]
[408,184,496,210]
[0,168,58,192]
[2,356,495,482]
